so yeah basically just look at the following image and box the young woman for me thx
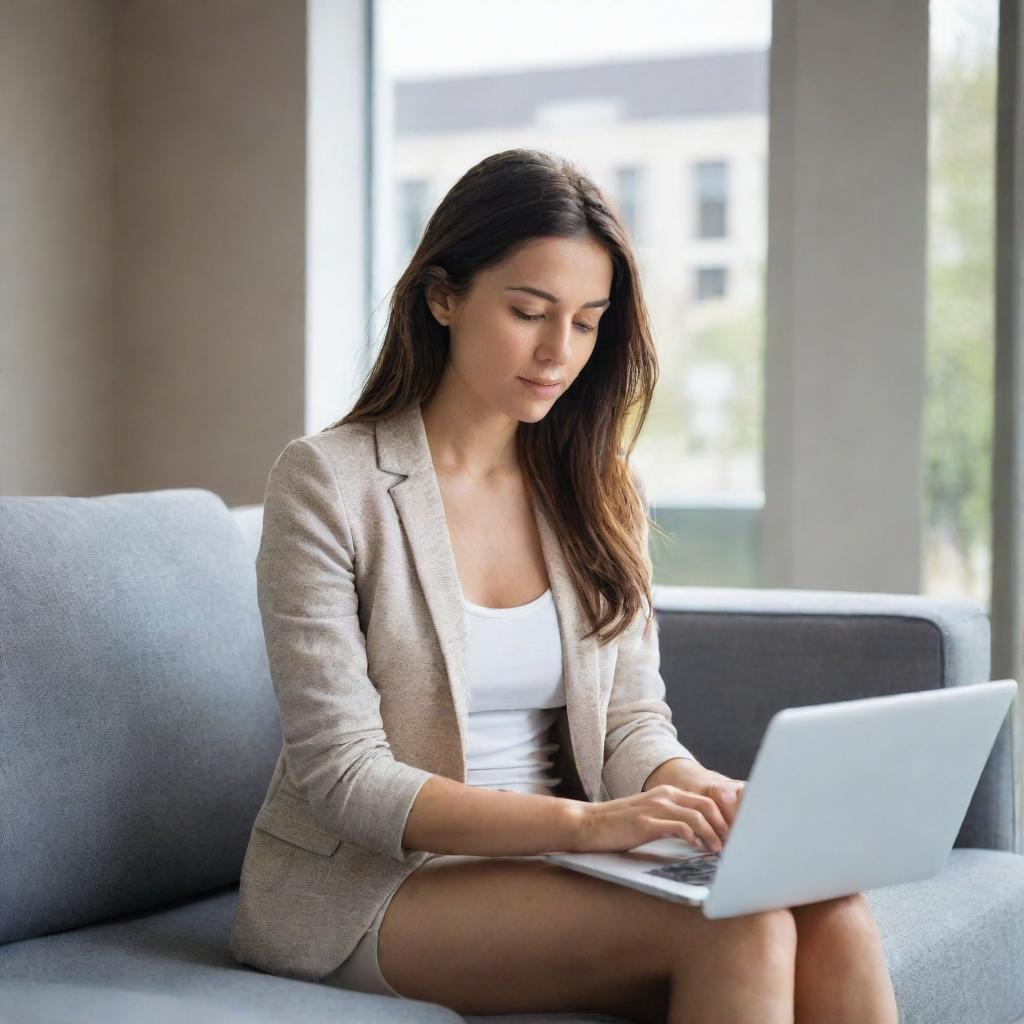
[230,148,898,1023]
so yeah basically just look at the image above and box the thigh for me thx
[377,852,702,1019]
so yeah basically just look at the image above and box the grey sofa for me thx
[1,486,1023,1024]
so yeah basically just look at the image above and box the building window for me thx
[694,160,728,238]
[696,266,728,301]
[396,178,430,259]
[615,165,646,245]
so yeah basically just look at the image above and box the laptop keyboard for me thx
[643,852,720,887]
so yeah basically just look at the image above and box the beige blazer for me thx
[228,401,694,982]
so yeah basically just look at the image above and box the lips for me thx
[519,377,564,398]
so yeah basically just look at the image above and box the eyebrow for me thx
[504,285,611,310]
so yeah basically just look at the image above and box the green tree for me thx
[924,37,996,601]
[644,275,764,474]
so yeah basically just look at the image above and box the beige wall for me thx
[113,0,307,502]
[2,0,308,504]
[1,0,117,496]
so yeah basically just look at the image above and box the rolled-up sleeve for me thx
[255,437,434,863]
[601,474,696,800]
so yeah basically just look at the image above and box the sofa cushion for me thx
[0,490,282,945]
[0,885,596,1024]
[863,848,1024,1024]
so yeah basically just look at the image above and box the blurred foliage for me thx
[924,34,996,598]
[643,280,763,468]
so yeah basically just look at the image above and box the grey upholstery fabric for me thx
[0,491,282,946]
[0,888,464,1024]
[1,493,1021,1023]
[862,850,1024,1024]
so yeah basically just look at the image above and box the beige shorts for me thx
[321,851,548,999]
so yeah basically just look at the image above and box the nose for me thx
[538,317,575,364]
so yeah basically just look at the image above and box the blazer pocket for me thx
[253,788,342,857]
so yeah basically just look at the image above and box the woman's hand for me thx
[568,763,746,855]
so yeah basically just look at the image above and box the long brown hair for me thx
[325,147,665,645]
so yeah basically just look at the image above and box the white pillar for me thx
[763,0,929,593]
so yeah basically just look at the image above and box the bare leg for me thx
[378,855,679,1019]
[791,893,898,1024]
[377,855,803,1022]
[667,907,798,1024]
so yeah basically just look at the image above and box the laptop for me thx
[544,679,1018,918]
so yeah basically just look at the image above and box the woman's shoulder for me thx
[276,420,379,484]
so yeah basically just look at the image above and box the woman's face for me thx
[428,234,613,423]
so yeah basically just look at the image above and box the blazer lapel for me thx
[376,402,603,801]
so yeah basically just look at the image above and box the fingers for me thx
[650,797,723,852]
[649,816,714,853]
[709,784,742,828]
[706,777,746,828]
[655,787,730,844]
[644,779,747,854]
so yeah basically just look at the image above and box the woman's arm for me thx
[402,776,586,856]
[257,437,586,863]
[601,603,699,799]
[601,475,699,800]
[257,437,437,864]
[642,755,706,792]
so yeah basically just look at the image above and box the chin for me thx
[516,402,554,424]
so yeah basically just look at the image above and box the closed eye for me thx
[511,307,596,334]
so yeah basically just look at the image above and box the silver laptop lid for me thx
[702,679,1018,918]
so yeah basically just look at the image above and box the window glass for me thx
[696,266,728,301]
[694,160,728,238]
[374,0,771,587]
[615,165,646,247]
[923,1,998,608]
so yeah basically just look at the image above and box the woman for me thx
[230,148,898,1023]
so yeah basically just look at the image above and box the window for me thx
[922,0,998,607]
[694,159,728,238]
[615,166,646,246]
[396,178,430,264]
[374,0,770,588]
[696,266,728,301]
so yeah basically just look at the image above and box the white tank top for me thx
[462,586,565,795]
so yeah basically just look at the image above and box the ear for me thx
[423,267,457,327]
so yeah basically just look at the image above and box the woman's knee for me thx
[792,892,882,952]
[667,905,797,973]
[735,908,798,966]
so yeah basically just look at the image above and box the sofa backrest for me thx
[1,489,1011,949]
[0,490,281,946]
[652,589,1013,853]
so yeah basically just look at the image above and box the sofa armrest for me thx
[652,585,1014,852]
